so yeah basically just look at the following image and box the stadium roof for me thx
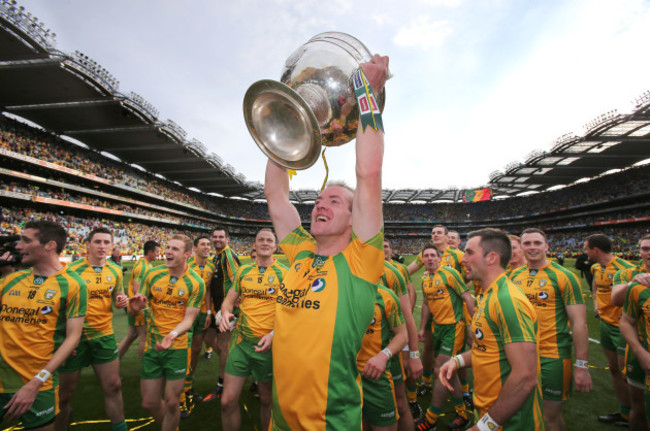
[1,2,649,204]
[0,1,253,197]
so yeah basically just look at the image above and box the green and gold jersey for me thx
[510,261,584,359]
[471,274,544,429]
[380,261,407,297]
[614,263,648,286]
[232,260,287,342]
[623,282,650,353]
[139,265,204,351]
[357,286,404,371]
[389,259,411,286]
[421,266,468,326]
[271,226,384,431]
[416,247,466,280]
[128,258,152,296]
[210,246,240,312]
[591,257,635,326]
[0,267,87,392]
[188,256,215,313]
[68,258,123,340]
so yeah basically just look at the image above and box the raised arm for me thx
[264,159,301,242]
[351,55,388,242]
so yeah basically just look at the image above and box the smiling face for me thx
[431,227,447,249]
[16,228,49,267]
[521,232,548,266]
[165,239,191,270]
[448,232,461,249]
[255,230,277,259]
[422,247,441,272]
[310,185,353,238]
[195,238,212,259]
[87,233,113,263]
[212,230,228,251]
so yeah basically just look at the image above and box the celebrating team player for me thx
[57,227,129,431]
[130,234,205,431]
[219,228,286,430]
[510,228,591,431]
[264,54,389,429]
[440,228,544,430]
[0,221,87,431]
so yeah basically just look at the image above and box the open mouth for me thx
[316,216,328,222]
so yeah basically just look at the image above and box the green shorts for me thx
[225,337,273,382]
[540,357,572,401]
[141,348,189,380]
[60,334,119,372]
[191,312,208,335]
[600,321,626,356]
[432,322,464,357]
[362,371,398,426]
[624,346,645,389]
[389,354,404,386]
[0,387,58,428]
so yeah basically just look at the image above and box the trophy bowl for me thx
[244,31,386,170]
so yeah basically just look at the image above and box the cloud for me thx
[419,0,462,6]
[393,16,452,50]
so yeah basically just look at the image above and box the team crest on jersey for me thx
[538,292,549,300]
[539,280,547,287]
[446,256,451,262]
[177,289,185,297]
[475,328,484,340]
[106,275,112,282]
[44,289,56,300]
[311,278,326,292]
[435,279,440,286]
[34,276,45,286]
[41,306,53,315]
[608,273,614,280]
[93,266,102,273]
[268,287,275,294]
[268,276,275,282]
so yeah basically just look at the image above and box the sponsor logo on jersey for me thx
[9,290,21,296]
[437,289,444,294]
[41,306,53,315]
[475,328,484,340]
[108,285,114,292]
[245,277,253,282]
[538,292,549,300]
[177,301,185,306]
[268,287,275,294]
[311,278,326,292]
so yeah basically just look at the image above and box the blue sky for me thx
[24,0,650,193]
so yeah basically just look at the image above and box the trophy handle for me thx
[243,79,323,170]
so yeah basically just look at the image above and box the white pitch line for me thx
[589,337,601,344]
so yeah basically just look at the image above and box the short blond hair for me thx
[170,234,193,252]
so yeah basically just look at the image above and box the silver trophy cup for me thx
[243,32,386,170]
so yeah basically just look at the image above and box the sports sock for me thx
[407,384,418,402]
[111,419,128,431]
[452,397,468,419]
[620,405,631,420]
[425,406,441,425]
[422,371,432,387]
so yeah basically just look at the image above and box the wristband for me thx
[170,330,179,338]
[409,350,420,359]
[453,354,465,369]
[206,310,212,315]
[35,369,51,383]
[352,68,384,133]
[477,412,500,431]
[270,330,275,336]
[575,359,589,369]
[381,348,392,360]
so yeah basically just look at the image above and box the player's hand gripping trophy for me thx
[244,32,389,170]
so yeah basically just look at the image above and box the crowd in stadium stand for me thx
[1,114,649,261]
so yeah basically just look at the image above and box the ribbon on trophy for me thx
[353,68,384,133]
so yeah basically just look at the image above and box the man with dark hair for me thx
[57,228,129,431]
[264,55,388,429]
[1,220,87,431]
[203,226,240,401]
[130,234,204,431]
[585,233,635,426]
[179,235,215,416]
[219,228,287,430]
[511,228,591,431]
[118,240,160,360]
[439,228,544,430]
[416,244,473,430]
